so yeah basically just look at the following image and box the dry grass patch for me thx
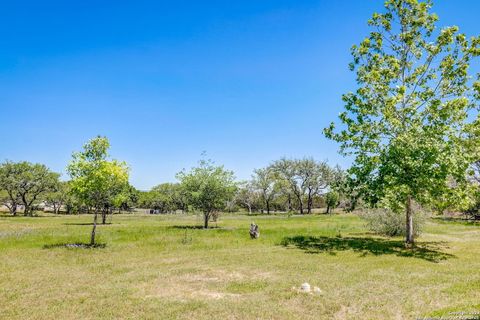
[0,213,479,319]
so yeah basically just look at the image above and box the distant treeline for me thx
[0,157,350,216]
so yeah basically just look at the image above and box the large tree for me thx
[270,158,305,213]
[252,167,277,214]
[67,136,129,245]
[112,184,139,214]
[270,158,332,214]
[138,183,186,213]
[235,181,259,214]
[325,0,480,245]
[44,181,69,214]
[297,158,333,214]
[150,183,181,213]
[0,163,21,215]
[176,159,236,228]
[0,161,59,216]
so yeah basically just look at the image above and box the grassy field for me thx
[0,212,479,319]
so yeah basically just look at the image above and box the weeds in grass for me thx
[181,229,193,244]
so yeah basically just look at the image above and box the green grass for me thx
[0,212,479,319]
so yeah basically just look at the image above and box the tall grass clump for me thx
[360,208,427,237]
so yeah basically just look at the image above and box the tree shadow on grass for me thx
[280,235,454,263]
[241,212,287,216]
[168,225,222,230]
[0,214,63,218]
[43,242,106,249]
[431,217,480,226]
[63,222,113,226]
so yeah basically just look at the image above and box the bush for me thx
[359,208,426,237]
[463,190,480,220]
[325,191,339,214]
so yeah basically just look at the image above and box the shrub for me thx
[359,208,426,237]
[325,191,339,214]
[463,190,480,220]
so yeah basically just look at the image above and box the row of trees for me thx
[0,157,344,221]
[248,158,344,214]
[0,138,344,236]
[135,158,346,219]
[0,162,138,218]
[137,183,187,213]
[3,0,479,248]
[0,137,135,245]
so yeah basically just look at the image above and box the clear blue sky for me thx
[1,0,479,190]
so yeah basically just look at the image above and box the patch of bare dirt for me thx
[139,269,271,301]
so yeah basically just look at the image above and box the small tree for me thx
[177,159,236,228]
[67,136,129,245]
[325,191,339,214]
[325,0,480,245]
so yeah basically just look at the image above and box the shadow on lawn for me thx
[431,217,480,226]
[43,242,106,249]
[280,235,454,263]
[168,225,221,230]
[0,214,63,218]
[63,222,113,226]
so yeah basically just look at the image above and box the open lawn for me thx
[0,212,479,319]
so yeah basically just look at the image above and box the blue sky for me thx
[1,0,479,190]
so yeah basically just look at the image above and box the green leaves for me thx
[67,136,129,209]
[324,0,480,212]
[176,159,236,216]
[0,161,60,215]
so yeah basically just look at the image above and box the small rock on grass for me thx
[292,283,323,295]
[300,283,311,293]
[313,286,322,294]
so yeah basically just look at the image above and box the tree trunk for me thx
[266,201,270,214]
[299,200,304,215]
[326,204,330,214]
[307,193,313,214]
[11,204,17,216]
[204,212,209,229]
[102,208,107,224]
[247,205,252,215]
[405,195,414,246]
[90,210,98,245]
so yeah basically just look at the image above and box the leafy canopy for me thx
[176,159,236,214]
[0,161,59,214]
[325,0,480,210]
[67,136,129,208]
